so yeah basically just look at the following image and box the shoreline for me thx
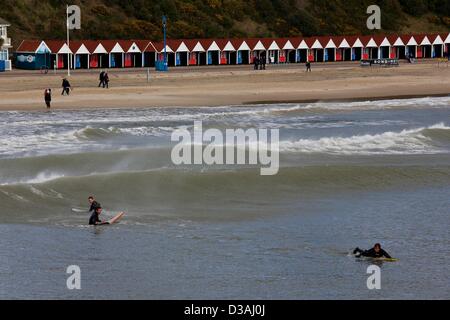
[1,93,449,114]
[0,61,449,111]
[245,93,450,106]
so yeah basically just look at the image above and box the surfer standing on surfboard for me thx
[353,243,392,259]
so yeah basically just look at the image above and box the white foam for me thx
[279,123,450,155]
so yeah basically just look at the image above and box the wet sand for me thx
[0,61,449,111]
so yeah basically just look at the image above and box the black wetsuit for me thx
[354,247,392,259]
[89,212,101,225]
[88,201,102,225]
[89,201,101,213]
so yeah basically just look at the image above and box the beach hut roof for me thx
[197,39,220,51]
[152,41,174,53]
[264,39,281,51]
[245,38,266,51]
[144,42,158,53]
[388,35,404,46]
[413,34,431,46]
[166,39,188,52]
[429,34,444,45]
[359,35,377,47]
[176,41,190,52]
[216,39,236,51]
[278,38,296,50]
[287,37,303,49]
[192,41,206,52]
[118,40,142,53]
[344,36,363,48]
[444,33,450,44]
[297,39,309,49]
[325,37,338,48]
[180,39,202,52]
[305,37,323,49]
[45,40,72,54]
[373,35,391,47]
[69,41,90,54]
[134,40,153,52]
[230,39,250,51]
[16,40,50,53]
[329,36,344,48]
[338,37,351,48]
[206,40,221,51]
[402,35,418,46]
[100,40,122,53]
[252,39,267,50]
[82,40,102,54]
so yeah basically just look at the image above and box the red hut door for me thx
[189,53,197,66]
[90,55,99,68]
[336,49,342,61]
[220,52,227,65]
[58,55,64,69]
[417,47,423,58]
[124,53,133,67]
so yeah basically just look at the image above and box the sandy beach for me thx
[0,61,449,111]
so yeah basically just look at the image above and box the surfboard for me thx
[106,212,125,225]
[370,257,398,262]
[356,256,398,263]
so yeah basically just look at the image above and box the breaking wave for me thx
[279,123,450,155]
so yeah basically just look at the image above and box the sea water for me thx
[0,97,449,299]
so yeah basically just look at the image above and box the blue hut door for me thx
[76,55,81,69]
[207,51,212,65]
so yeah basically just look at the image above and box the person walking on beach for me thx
[306,61,312,72]
[61,78,72,95]
[98,71,105,88]
[254,56,259,70]
[44,88,52,109]
[103,72,110,89]
[260,55,266,70]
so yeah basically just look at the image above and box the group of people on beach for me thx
[44,78,72,109]
[43,70,110,109]
[253,55,267,70]
[98,70,110,89]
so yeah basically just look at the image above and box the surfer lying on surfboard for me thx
[88,205,125,226]
[353,243,392,259]
[89,206,105,225]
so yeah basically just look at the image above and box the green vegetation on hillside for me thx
[2,0,449,48]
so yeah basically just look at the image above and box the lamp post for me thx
[66,5,71,76]
[162,15,167,71]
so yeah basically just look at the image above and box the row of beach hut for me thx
[14,33,450,70]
